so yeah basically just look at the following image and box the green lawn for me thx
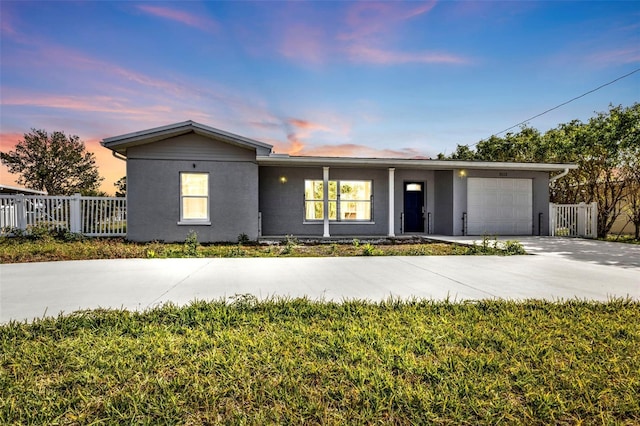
[2,298,638,425]
[0,234,525,264]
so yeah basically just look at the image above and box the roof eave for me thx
[0,184,47,195]
[256,155,578,171]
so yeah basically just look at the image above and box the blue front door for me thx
[404,182,424,233]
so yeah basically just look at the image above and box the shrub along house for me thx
[102,121,576,242]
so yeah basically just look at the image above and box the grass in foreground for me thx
[1,298,638,425]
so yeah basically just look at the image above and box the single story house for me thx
[0,184,47,195]
[102,121,576,242]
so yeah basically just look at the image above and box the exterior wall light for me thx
[279,176,288,184]
[458,169,467,178]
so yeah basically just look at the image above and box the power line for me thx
[470,67,640,147]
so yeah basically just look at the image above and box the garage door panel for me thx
[467,178,532,235]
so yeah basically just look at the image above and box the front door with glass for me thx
[404,182,424,233]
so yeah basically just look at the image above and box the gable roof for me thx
[101,121,273,156]
[102,121,577,173]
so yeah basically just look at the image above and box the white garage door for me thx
[467,178,532,235]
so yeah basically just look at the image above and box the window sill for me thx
[177,221,211,226]
[303,221,376,225]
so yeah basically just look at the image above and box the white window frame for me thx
[178,172,211,225]
[304,179,373,223]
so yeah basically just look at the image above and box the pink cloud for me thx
[0,132,23,148]
[268,138,429,159]
[339,1,437,41]
[136,5,218,33]
[588,47,640,65]
[0,9,17,36]
[9,42,191,99]
[335,1,471,66]
[266,114,429,159]
[302,143,429,159]
[262,115,348,155]
[347,45,469,65]
[279,24,329,65]
[7,42,275,133]
[281,118,330,155]
[1,91,172,117]
[289,118,330,132]
[0,7,34,45]
[266,134,305,156]
[274,1,468,67]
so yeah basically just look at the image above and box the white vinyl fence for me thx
[0,194,126,236]
[549,202,597,239]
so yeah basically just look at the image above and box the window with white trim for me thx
[180,172,209,223]
[304,180,372,221]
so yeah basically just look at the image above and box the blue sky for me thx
[1,1,639,192]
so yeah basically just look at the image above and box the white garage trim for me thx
[467,178,533,235]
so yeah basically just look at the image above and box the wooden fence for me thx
[0,194,126,236]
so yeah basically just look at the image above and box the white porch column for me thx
[323,166,330,237]
[388,167,395,237]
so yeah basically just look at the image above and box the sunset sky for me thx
[1,1,638,194]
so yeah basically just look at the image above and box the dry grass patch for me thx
[0,236,476,263]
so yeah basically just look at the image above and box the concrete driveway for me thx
[428,235,640,270]
[1,239,639,324]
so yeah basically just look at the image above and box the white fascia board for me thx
[256,155,577,172]
[101,121,194,146]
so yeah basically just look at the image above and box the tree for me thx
[620,144,640,240]
[446,125,545,162]
[621,167,640,240]
[439,103,640,238]
[0,129,103,195]
[571,104,638,237]
[114,176,127,197]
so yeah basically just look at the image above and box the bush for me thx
[281,234,298,255]
[469,235,499,254]
[361,243,377,256]
[469,235,526,256]
[237,233,250,245]
[502,240,526,255]
[182,230,201,257]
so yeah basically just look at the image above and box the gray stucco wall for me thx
[393,170,435,235]
[127,133,257,162]
[452,169,467,236]
[434,170,454,235]
[453,169,549,236]
[433,169,550,236]
[259,166,390,237]
[126,134,259,243]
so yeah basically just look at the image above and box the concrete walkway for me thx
[1,250,638,323]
